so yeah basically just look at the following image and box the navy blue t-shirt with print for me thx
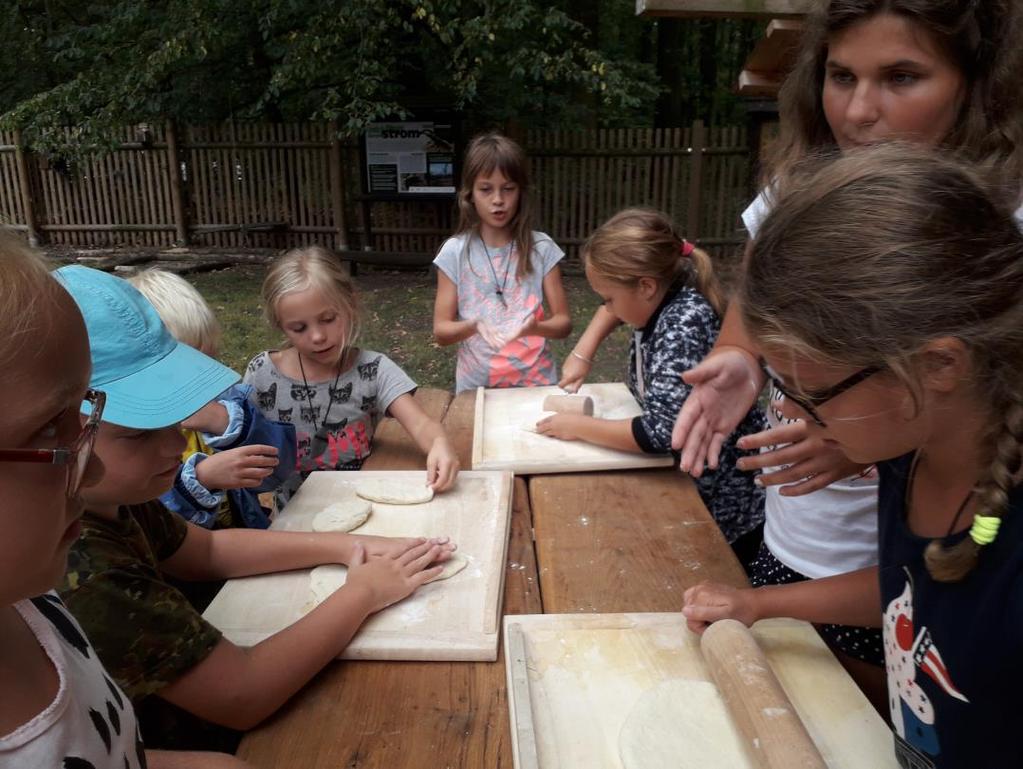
[877,454,1023,769]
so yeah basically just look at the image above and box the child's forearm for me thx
[408,415,449,457]
[542,415,641,452]
[158,583,377,730]
[434,318,477,346]
[753,567,882,628]
[162,526,356,581]
[683,567,881,633]
[573,305,622,359]
[531,311,572,340]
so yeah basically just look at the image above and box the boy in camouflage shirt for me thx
[57,267,456,751]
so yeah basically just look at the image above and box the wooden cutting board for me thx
[504,613,897,769]
[472,383,674,474]
[203,470,514,661]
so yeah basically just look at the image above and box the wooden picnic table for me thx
[236,388,744,768]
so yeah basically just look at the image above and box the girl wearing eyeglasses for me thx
[0,239,248,768]
[684,146,1023,769]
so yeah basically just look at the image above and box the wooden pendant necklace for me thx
[298,352,344,457]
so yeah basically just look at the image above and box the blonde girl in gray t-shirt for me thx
[245,247,460,503]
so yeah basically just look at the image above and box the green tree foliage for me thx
[0,0,661,158]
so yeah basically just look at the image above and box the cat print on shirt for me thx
[357,357,381,381]
[256,383,277,411]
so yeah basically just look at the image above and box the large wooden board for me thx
[504,613,897,769]
[472,383,674,474]
[204,470,514,661]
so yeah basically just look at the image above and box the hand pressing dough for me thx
[618,679,753,769]
[301,555,468,613]
[355,478,434,505]
[311,498,373,532]
[426,553,469,583]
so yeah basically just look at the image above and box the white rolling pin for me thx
[700,619,827,769]
[541,394,594,415]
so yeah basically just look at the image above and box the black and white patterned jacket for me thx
[626,284,766,542]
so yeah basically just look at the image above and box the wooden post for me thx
[686,119,706,241]
[328,120,350,252]
[13,130,40,246]
[165,121,189,245]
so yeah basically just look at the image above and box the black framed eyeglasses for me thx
[0,389,105,497]
[761,361,882,427]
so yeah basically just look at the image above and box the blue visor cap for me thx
[55,265,239,428]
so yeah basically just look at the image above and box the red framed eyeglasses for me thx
[0,389,105,497]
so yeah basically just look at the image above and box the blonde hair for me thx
[455,133,535,280]
[262,246,361,364]
[0,234,64,372]
[127,269,221,355]
[740,144,1023,582]
[582,208,724,315]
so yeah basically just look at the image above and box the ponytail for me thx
[584,208,724,316]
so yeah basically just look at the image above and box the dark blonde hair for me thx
[455,133,535,279]
[770,0,1023,194]
[261,246,361,366]
[582,208,723,315]
[740,144,1023,582]
[0,234,64,372]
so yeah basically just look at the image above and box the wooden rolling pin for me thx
[542,394,594,415]
[701,619,827,769]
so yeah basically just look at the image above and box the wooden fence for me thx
[0,122,752,265]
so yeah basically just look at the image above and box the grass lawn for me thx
[190,265,631,390]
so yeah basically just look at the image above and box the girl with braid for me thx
[683,145,1023,769]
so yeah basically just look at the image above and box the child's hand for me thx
[736,421,871,496]
[426,437,460,491]
[671,349,763,476]
[558,354,591,393]
[344,540,447,614]
[682,582,760,634]
[350,535,455,561]
[476,321,509,350]
[195,444,279,490]
[535,413,582,441]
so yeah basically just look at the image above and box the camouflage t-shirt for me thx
[60,501,222,705]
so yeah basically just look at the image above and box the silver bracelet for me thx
[571,350,594,364]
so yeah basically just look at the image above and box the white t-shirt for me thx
[742,191,1023,578]
[743,190,880,577]
[0,593,143,769]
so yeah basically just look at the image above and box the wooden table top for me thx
[236,388,737,768]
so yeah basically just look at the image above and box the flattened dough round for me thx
[355,478,434,505]
[426,553,469,583]
[618,679,752,769]
[312,498,373,532]
[302,565,347,613]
